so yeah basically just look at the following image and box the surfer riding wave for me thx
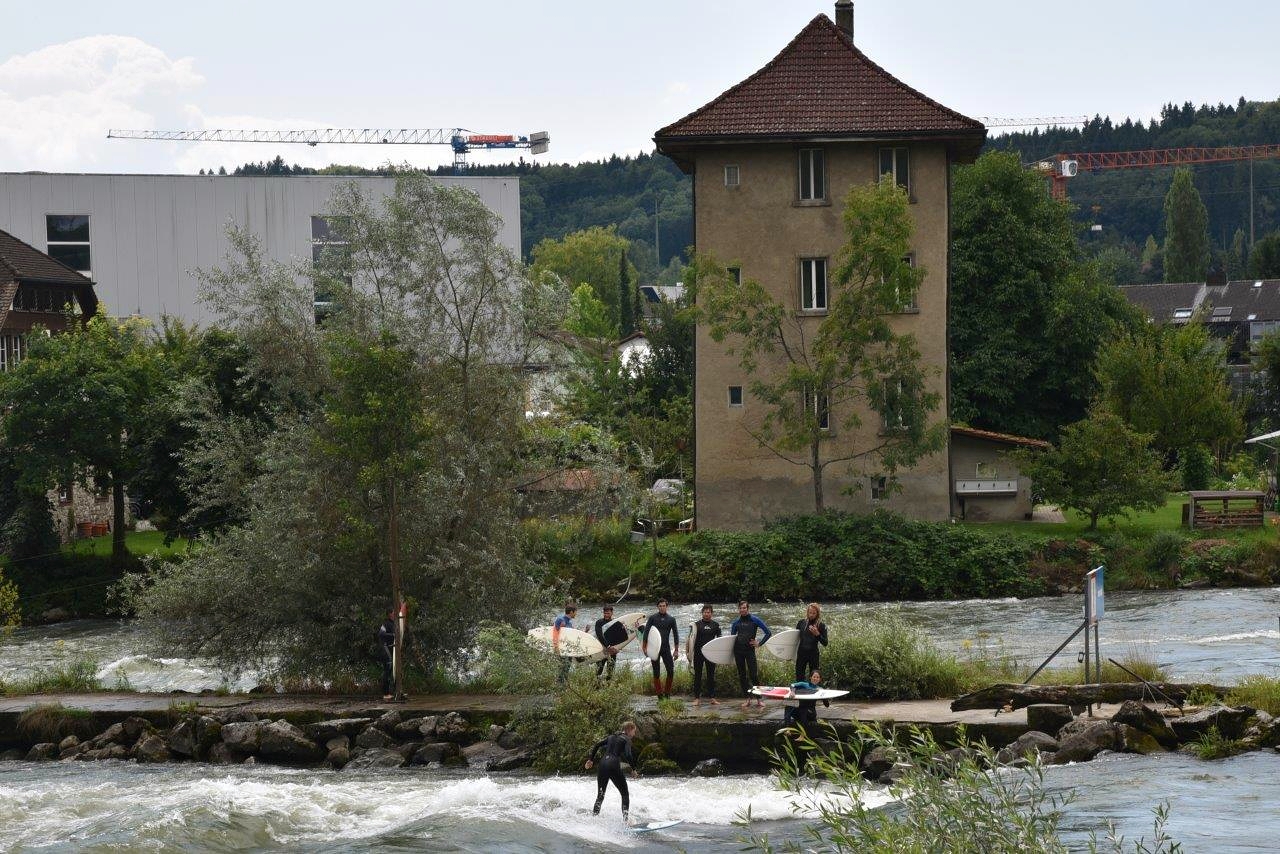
[585,720,638,822]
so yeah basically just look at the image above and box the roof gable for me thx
[655,14,984,144]
[0,228,98,329]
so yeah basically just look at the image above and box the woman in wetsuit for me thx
[585,720,638,821]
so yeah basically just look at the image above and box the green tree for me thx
[123,172,552,681]
[1092,244,1141,287]
[1140,234,1164,284]
[530,226,637,329]
[1012,408,1171,530]
[1227,228,1249,280]
[0,314,158,566]
[1249,231,1280,278]
[1162,167,1210,282]
[618,248,635,336]
[696,180,942,511]
[1094,320,1242,459]
[951,151,1140,439]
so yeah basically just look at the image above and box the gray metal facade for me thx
[0,173,521,326]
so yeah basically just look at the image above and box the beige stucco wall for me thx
[948,434,1035,521]
[693,141,953,529]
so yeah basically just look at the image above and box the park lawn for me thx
[60,530,189,559]
[963,493,1277,543]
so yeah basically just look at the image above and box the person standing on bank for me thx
[642,598,680,700]
[795,602,828,683]
[691,604,722,707]
[585,720,638,823]
[376,611,396,700]
[593,604,620,681]
[553,602,578,684]
[731,600,772,709]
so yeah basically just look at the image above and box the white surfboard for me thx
[762,628,801,661]
[628,819,682,834]
[751,686,849,701]
[699,634,737,666]
[526,626,603,658]
[641,624,677,661]
[590,611,647,661]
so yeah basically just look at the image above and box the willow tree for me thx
[695,180,943,511]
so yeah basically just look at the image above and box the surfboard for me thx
[762,628,801,661]
[628,819,682,834]
[641,623,678,662]
[526,626,603,658]
[750,686,849,701]
[589,611,646,662]
[699,634,737,666]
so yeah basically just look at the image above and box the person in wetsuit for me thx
[795,602,828,683]
[585,720,638,821]
[552,602,578,685]
[730,600,772,709]
[376,612,396,700]
[642,599,680,700]
[782,669,830,728]
[691,604,722,707]
[593,604,620,681]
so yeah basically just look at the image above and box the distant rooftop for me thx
[1118,279,1280,324]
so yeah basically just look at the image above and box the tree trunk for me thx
[388,478,404,700]
[950,681,1228,712]
[811,441,824,512]
[111,469,127,567]
[1088,509,1099,530]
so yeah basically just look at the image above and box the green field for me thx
[59,530,190,559]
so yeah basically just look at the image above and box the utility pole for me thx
[388,479,405,701]
[1250,154,1256,248]
[654,194,661,267]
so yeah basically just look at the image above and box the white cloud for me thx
[0,35,203,171]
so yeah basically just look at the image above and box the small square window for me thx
[728,386,743,406]
[724,165,740,187]
[728,266,742,285]
[976,462,997,479]
[871,476,888,501]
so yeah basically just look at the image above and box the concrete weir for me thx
[0,692,1034,771]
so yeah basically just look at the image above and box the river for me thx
[4,589,1280,850]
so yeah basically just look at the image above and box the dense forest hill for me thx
[217,153,692,282]
[988,98,1280,260]
[214,96,1280,283]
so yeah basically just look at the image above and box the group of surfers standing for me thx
[554,599,829,710]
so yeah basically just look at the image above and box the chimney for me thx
[835,0,854,39]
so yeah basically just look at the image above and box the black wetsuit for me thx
[644,612,679,693]
[795,617,828,682]
[731,614,772,696]
[376,619,395,695]
[593,616,617,680]
[589,731,634,818]
[691,618,722,698]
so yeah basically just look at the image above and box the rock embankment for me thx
[1,708,531,772]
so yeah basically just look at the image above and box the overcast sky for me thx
[3,1,1279,175]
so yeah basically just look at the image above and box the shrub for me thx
[522,517,638,600]
[5,656,102,695]
[1144,530,1185,574]
[470,622,560,694]
[1180,445,1212,490]
[511,667,635,773]
[820,611,968,700]
[1227,675,1280,715]
[1192,725,1247,760]
[16,703,98,743]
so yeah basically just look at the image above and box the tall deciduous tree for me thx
[696,180,943,512]
[618,248,635,336]
[529,226,637,330]
[1012,408,1170,530]
[1094,320,1242,458]
[1249,231,1280,279]
[0,314,158,566]
[1162,167,1210,282]
[951,151,1140,439]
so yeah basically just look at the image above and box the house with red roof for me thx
[655,3,1003,528]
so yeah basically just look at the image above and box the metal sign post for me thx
[1084,566,1104,715]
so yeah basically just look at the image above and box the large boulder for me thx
[860,745,895,780]
[692,758,723,777]
[91,717,152,750]
[410,742,459,766]
[221,721,264,754]
[996,731,1059,765]
[26,743,57,761]
[343,747,405,771]
[303,718,373,743]
[1,748,25,761]
[487,749,533,772]
[1169,705,1255,742]
[355,727,395,750]
[211,709,258,725]
[326,747,350,769]
[1243,711,1280,748]
[374,710,402,734]
[207,742,236,765]
[1115,724,1164,755]
[1111,701,1178,749]
[133,733,172,763]
[325,736,350,753]
[1026,704,1074,735]
[169,719,198,757]
[58,735,81,754]
[1051,721,1118,764]
[497,729,523,750]
[394,717,430,739]
[417,716,439,739]
[436,712,468,740]
[258,720,321,762]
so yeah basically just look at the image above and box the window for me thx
[311,215,352,312]
[46,214,91,275]
[1252,320,1280,345]
[881,378,907,433]
[724,164,740,187]
[895,254,918,311]
[975,462,997,479]
[879,147,910,194]
[871,476,888,501]
[804,387,830,431]
[728,385,743,406]
[799,258,828,312]
[0,334,24,372]
[798,148,825,201]
[728,266,742,286]
[1172,308,1193,319]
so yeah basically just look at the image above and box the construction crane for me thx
[980,115,1089,129]
[106,127,550,172]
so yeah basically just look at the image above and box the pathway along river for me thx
[3,589,1280,850]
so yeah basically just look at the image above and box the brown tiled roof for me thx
[655,14,984,145]
[0,228,98,328]
[951,425,1050,450]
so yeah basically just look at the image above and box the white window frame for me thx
[798,148,826,201]
[879,147,910,195]
[45,214,91,276]
[799,257,828,312]
[881,378,906,433]
[895,253,918,312]
[804,387,830,431]
[724,164,740,187]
